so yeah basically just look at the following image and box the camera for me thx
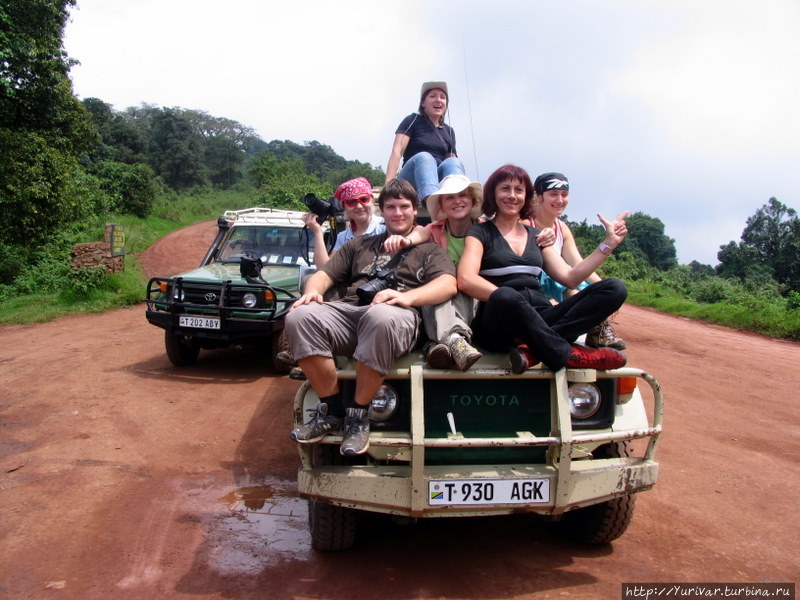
[356,267,399,305]
[303,193,343,224]
[239,252,265,283]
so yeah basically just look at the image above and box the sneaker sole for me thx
[340,441,370,456]
[509,350,529,375]
[455,352,482,372]
[428,346,455,369]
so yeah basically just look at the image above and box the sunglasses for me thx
[343,195,372,208]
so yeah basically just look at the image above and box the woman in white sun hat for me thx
[384,174,554,370]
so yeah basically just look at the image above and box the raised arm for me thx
[302,213,332,267]
[559,221,602,284]
[385,133,410,183]
[456,236,498,302]
[542,212,629,289]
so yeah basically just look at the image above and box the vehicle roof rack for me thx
[223,207,311,226]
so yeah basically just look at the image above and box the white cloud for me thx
[63,0,800,265]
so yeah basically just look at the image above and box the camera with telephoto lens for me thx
[303,193,344,224]
[356,267,399,305]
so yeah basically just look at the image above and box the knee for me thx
[599,278,627,303]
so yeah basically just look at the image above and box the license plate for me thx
[428,478,550,506]
[179,315,220,330]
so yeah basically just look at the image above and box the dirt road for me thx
[1,220,798,599]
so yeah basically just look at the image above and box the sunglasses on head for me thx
[343,195,372,208]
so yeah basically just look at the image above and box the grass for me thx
[1,188,799,343]
[0,189,255,325]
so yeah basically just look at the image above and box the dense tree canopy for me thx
[717,198,800,292]
[1,0,97,251]
[567,212,678,271]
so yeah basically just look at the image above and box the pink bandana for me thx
[334,177,373,201]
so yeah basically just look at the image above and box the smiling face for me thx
[343,194,374,227]
[381,196,417,235]
[421,88,447,123]
[537,189,570,219]
[440,190,474,220]
[493,178,527,218]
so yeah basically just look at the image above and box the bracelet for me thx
[403,236,411,245]
[598,243,613,256]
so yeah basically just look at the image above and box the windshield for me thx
[217,226,316,266]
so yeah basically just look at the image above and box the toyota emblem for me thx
[204,292,217,302]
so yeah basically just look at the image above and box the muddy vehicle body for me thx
[145,207,324,371]
[294,351,663,550]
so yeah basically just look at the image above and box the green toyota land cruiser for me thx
[145,207,324,371]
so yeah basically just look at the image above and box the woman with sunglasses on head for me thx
[385,81,466,217]
[302,177,386,268]
[457,164,630,374]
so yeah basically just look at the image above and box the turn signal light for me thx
[263,289,275,301]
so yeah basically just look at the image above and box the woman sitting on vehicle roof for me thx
[385,81,466,218]
[457,164,629,374]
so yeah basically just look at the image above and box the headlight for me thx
[171,286,184,301]
[568,382,601,419]
[368,385,399,422]
[242,292,258,308]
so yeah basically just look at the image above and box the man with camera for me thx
[285,178,457,456]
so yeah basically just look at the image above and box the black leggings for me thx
[473,278,627,370]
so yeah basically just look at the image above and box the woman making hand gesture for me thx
[457,164,629,373]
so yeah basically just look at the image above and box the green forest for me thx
[2,0,799,339]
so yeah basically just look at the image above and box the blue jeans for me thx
[397,152,465,205]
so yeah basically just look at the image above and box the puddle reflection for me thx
[205,477,310,575]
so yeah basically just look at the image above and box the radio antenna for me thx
[462,38,480,180]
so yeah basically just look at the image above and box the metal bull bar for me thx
[296,364,664,518]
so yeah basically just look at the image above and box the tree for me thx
[147,108,207,189]
[0,0,98,248]
[615,212,678,270]
[82,97,147,165]
[248,151,330,209]
[717,198,800,292]
[566,212,677,271]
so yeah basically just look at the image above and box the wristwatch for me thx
[598,243,613,256]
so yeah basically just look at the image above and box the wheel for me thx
[164,330,200,366]
[559,442,636,544]
[307,498,358,551]
[271,330,293,375]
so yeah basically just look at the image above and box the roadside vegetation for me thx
[2,0,799,340]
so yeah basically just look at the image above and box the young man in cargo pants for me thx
[284,178,457,456]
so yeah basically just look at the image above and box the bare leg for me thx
[353,361,384,407]
[296,355,339,397]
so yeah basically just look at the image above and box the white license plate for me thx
[428,478,550,506]
[179,315,220,330]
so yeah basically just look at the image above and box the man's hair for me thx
[378,178,419,210]
[481,164,535,221]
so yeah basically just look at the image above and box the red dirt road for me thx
[1,220,798,599]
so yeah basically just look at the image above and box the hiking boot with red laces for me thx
[566,344,626,370]
[509,344,540,374]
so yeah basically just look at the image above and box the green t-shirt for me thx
[445,229,466,265]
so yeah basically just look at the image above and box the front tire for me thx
[559,442,636,544]
[308,499,358,551]
[164,330,200,366]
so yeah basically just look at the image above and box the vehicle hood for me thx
[173,263,302,290]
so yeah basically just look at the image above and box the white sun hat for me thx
[426,174,483,221]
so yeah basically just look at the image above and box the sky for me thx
[62,0,800,266]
